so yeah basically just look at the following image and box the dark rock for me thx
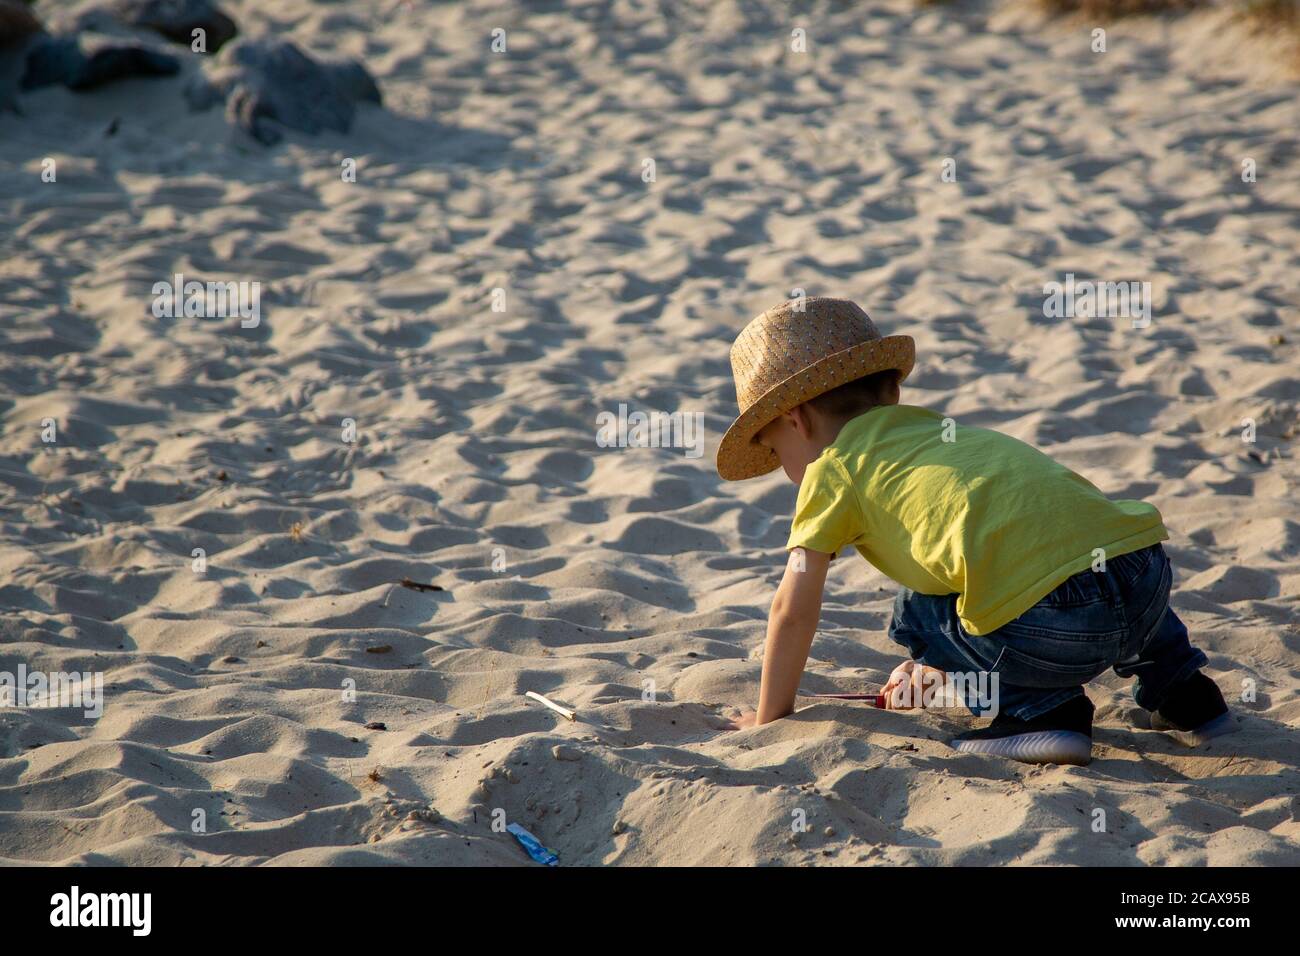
[0,0,43,110]
[0,1,40,50]
[67,42,179,90]
[20,35,81,90]
[323,57,380,106]
[187,37,381,145]
[67,0,236,53]
[115,0,236,52]
[21,30,179,92]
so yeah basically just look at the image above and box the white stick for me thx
[525,691,576,721]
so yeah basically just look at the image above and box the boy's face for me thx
[755,404,829,485]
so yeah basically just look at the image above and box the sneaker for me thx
[1149,672,1235,744]
[951,696,1094,765]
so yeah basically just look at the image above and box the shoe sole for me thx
[952,730,1092,765]
[1150,711,1236,746]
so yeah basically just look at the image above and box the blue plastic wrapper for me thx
[506,823,559,866]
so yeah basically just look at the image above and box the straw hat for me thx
[716,297,914,481]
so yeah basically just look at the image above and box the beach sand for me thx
[0,0,1297,865]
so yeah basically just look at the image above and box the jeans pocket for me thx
[991,642,1119,689]
[1123,550,1172,655]
[1110,544,1158,590]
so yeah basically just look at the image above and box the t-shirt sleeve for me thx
[786,454,865,556]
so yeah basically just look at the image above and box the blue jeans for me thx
[886,544,1208,721]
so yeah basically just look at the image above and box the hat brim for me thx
[715,335,915,481]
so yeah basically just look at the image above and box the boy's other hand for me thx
[882,660,949,709]
[882,660,917,708]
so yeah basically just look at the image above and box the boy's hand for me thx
[882,659,949,710]
[753,547,832,725]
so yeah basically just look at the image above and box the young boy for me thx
[718,296,1234,765]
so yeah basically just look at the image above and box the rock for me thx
[187,37,381,145]
[18,2,194,94]
[611,820,627,835]
[364,721,386,731]
[65,41,178,90]
[824,826,835,837]
[0,0,44,110]
[64,0,236,54]
[114,0,235,52]
[323,56,380,105]
[18,34,75,90]
[551,744,580,762]
[0,2,41,51]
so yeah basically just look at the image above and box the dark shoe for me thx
[952,695,1094,765]
[1150,672,1235,744]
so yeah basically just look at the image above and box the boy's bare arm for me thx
[754,547,831,724]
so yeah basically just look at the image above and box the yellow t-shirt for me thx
[787,405,1168,635]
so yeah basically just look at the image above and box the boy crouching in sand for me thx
[719,297,1235,765]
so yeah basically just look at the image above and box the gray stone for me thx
[20,31,179,92]
[115,0,236,52]
[19,35,79,90]
[67,0,237,53]
[0,0,43,111]
[188,37,381,145]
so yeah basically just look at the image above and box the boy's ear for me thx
[789,403,814,439]
[883,375,901,405]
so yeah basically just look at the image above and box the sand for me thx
[0,0,1297,866]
